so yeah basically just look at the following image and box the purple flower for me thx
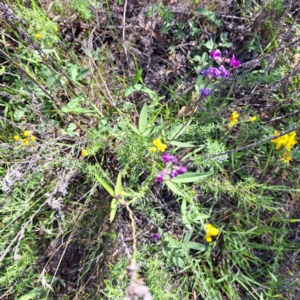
[223,50,228,57]
[161,153,177,163]
[151,233,161,242]
[199,69,209,77]
[200,88,211,99]
[173,165,187,175]
[155,169,168,183]
[218,65,230,77]
[208,67,221,77]
[229,54,240,68]
[170,169,178,179]
[178,166,187,174]
[209,49,221,60]
[210,49,221,61]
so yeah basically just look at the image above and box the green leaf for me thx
[167,120,192,141]
[94,174,114,196]
[169,141,195,148]
[195,8,222,26]
[127,122,140,135]
[185,242,206,251]
[181,199,187,214]
[67,123,76,131]
[172,256,185,268]
[165,181,186,197]
[0,66,5,75]
[115,172,122,195]
[138,103,148,133]
[110,198,119,222]
[14,109,25,121]
[172,172,212,183]
[132,68,143,85]
[183,230,193,243]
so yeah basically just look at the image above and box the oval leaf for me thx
[185,242,206,251]
[139,103,148,133]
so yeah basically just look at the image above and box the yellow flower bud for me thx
[23,131,31,137]
[14,135,20,141]
[30,136,36,141]
[81,149,88,157]
[35,33,42,40]
[205,236,212,243]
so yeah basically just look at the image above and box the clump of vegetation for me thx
[1,0,300,299]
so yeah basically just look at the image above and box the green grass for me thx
[1,0,300,299]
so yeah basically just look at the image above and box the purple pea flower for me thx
[210,49,221,61]
[155,169,168,183]
[170,169,178,179]
[208,67,221,77]
[199,69,209,77]
[173,165,187,175]
[218,65,230,77]
[151,233,161,243]
[161,153,177,163]
[229,54,240,68]
[200,88,211,99]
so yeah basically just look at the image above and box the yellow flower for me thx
[158,143,167,152]
[23,131,32,137]
[23,139,29,146]
[30,136,36,142]
[205,223,219,243]
[14,135,20,141]
[285,131,297,152]
[249,116,257,122]
[153,138,162,147]
[54,25,59,32]
[280,152,292,164]
[35,33,42,40]
[150,147,157,153]
[271,130,297,151]
[205,236,212,243]
[229,111,239,127]
[81,149,88,157]
[152,138,167,152]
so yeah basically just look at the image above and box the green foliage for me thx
[1,0,300,299]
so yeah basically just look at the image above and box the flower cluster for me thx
[14,131,36,147]
[150,138,167,153]
[229,111,239,127]
[204,224,219,243]
[271,130,297,164]
[155,153,186,183]
[199,49,240,79]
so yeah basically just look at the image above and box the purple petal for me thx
[210,49,221,60]
[230,54,240,68]
[170,169,178,179]
[208,67,221,77]
[151,233,161,242]
[200,88,211,99]
[218,65,230,77]
[161,153,177,163]
[178,166,187,174]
